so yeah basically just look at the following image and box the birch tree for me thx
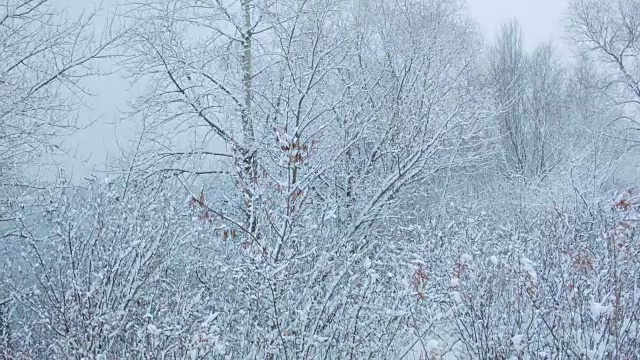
[119,0,496,357]
[122,0,274,239]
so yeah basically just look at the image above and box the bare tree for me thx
[489,20,529,177]
[0,0,117,222]
[8,0,640,358]
[525,42,566,178]
[568,0,640,136]
[118,0,496,357]
[0,1,118,355]
[121,0,274,239]
[489,20,569,180]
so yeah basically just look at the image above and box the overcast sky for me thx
[57,0,571,179]
[468,0,568,50]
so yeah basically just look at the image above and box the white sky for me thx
[467,0,569,50]
[55,0,572,178]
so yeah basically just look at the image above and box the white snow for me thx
[520,257,538,285]
[452,291,462,304]
[589,298,613,321]
[147,324,161,335]
[426,339,442,358]
[511,334,525,351]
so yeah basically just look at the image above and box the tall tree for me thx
[489,20,529,177]
[525,42,566,178]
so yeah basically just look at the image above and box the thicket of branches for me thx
[2,0,640,358]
